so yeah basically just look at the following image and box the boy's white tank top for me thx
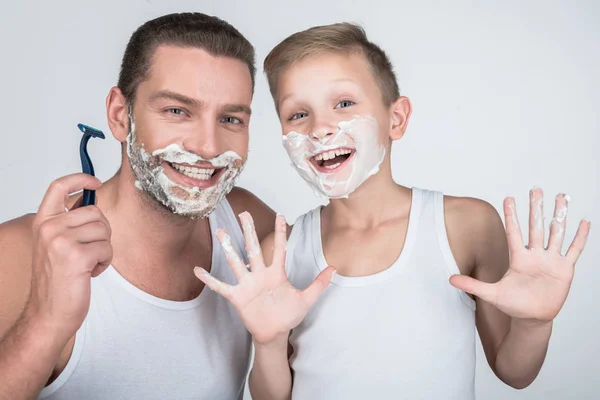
[285,187,477,400]
[38,199,251,400]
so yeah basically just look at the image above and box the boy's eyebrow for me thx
[279,78,362,107]
[279,93,296,107]
[148,90,203,108]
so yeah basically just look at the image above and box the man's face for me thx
[276,52,391,199]
[127,45,252,218]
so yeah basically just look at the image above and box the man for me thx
[0,12,274,399]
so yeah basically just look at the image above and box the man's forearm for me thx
[494,318,553,389]
[0,311,63,400]
[248,336,292,400]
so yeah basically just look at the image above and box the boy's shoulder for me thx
[440,194,507,276]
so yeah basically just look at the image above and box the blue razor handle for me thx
[78,123,105,206]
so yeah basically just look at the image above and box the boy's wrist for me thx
[253,333,290,351]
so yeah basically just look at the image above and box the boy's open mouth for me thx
[310,148,355,172]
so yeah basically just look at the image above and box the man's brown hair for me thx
[264,22,400,109]
[118,12,256,106]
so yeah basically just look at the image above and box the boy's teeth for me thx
[314,149,352,161]
[325,162,341,169]
[172,164,215,180]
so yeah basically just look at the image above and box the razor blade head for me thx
[78,123,106,139]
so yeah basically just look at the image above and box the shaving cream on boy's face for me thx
[282,115,386,199]
[126,115,245,219]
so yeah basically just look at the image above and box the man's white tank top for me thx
[38,199,251,400]
[285,187,477,400]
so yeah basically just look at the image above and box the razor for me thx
[77,123,105,206]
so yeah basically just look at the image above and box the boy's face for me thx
[276,52,396,199]
[122,45,252,218]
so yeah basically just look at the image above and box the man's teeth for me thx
[171,164,215,181]
[314,149,352,161]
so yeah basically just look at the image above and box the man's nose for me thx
[182,119,219,160]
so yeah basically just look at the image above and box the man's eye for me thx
[221,116,242,124]
[289,112,308,121]
[335,100,355,109]
[167,108,186,115]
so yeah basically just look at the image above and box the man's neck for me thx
[94,169,211,300]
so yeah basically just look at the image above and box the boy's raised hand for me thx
[450,188,590,324]
[194,212,335,345]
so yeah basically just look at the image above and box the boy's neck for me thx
[325,170,412,229]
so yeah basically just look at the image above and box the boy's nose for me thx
[309,130,334,142]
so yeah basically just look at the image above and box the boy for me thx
[194,23,590,399]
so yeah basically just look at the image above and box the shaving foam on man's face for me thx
[282,115,385,199]
[126,116,245,218]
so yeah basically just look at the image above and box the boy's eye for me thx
[221,116,242,124]
[335,100,355,109]
[289,112,309,121]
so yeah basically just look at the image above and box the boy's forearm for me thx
[249,336,292,400]
[0,310,63,400]
[494,318,553,389]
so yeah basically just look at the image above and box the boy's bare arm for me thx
[193,216,333,400]
[248,232,293,400]
[447,190,590,389]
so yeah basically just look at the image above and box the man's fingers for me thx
[62,205,110,229]
[194,267,234,300]
[271,214,287,269]
[239,212,265,271]
[68,221,112,244]
[301,266,336,307]
[37,174,102,221]
[216,229,249,281]
[449,274,497,305]
[547,194,570,252]
[503,197,524,253]
[565,219,591,265]
[82,241,113,274]
[528,187,545,250]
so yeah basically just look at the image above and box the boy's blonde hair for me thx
[263,22,400,110]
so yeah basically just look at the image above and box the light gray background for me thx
[1,1,598,399]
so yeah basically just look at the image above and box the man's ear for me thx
[389,96,412,141]
[106,86,129,143]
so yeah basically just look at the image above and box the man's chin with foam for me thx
[126,127,245,219]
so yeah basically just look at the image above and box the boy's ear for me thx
[389,96,412,140]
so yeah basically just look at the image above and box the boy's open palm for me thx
[450,188,590,324]
[194,212,335,345]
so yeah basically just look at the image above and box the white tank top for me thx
[285,187,477,400]
[38,199,251,400]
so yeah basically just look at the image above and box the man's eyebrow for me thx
[148,90,204,108]
[221,104,252,116]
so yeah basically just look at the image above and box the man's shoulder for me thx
[0,213,36,252]
[0,213,36,331]
[225,187,276,242]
